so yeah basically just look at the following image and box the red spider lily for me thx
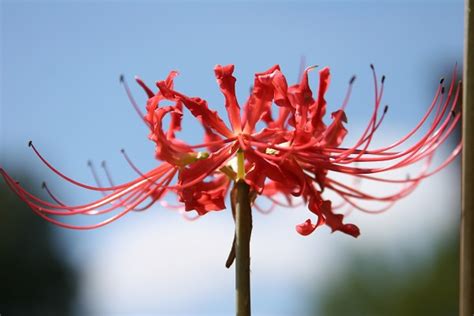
[0,63,462,238]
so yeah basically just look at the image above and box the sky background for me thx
[1,1,464,315]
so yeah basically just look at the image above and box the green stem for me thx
[461,0,474,315]
[237,150,245,180]
[235,150,252,316]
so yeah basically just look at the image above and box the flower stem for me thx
[461,0,474,314]
[237,150,245,180]
[235,150,252,316]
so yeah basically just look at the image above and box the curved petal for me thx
[150,106,193,166]
[321,200,360,237]
[157,80,234,138]
[179,175,229,215]
[245,150,286,194]
[243,65,291,134]
[311,67,330,134]
[296,217,325,236]
[214,64,242,132]
[321,110,348,147]
[144,71,180,127]
[179,143,239,188]
[135,76,155,98]
[287,66,317,131]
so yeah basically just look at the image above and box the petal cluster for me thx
[0,64,461,237]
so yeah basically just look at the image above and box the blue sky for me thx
[1,1,463,315]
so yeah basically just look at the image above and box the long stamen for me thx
[42,181,66,206]
[132,169,177,212]
[1,164,172,214]
[189,136,237,149]
[28,141,137,191]
[360,69,457,155]
[87,160,107,197]
[325,81,460,169]
[101,160,116,187]
[120,74,148,125]
[120,148,150,180]
[33,187,154,230]
[314,75,356,144]
[331,68,385,163]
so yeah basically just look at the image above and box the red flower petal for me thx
[179,143,239,189]
[321,200,360,238]
[203,126,225,152]
[144,71,179,127]
[311,67,330,133]
[214,64,242,133]
[245,150,286,194]
[150,106,193,166]
[287,66,316,131]
[243,65,291,134]
[322,110,348,147]
[157,80,234,138]
[180,175,229,215]
[296,217,325,236]
[135,76,155,98]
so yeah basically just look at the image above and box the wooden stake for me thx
[461,0,474,314]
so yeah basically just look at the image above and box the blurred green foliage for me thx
[0,175,77,316]
[317,236,458,316]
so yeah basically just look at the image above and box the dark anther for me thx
[119,74,125,83]
[28,140,33,147]
[384,105,389,113]
[120,148,125,153]
[440,78,445,84]
[349,75,356,84]
[87,160,92,166]
[101,160,106,167]
[451,110,456,118]
[370,64,375,70]
[381,75,386,83]
[41,181,46,189]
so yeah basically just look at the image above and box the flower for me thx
[0,63,462,237]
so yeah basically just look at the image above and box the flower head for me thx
[0,63,461,237]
